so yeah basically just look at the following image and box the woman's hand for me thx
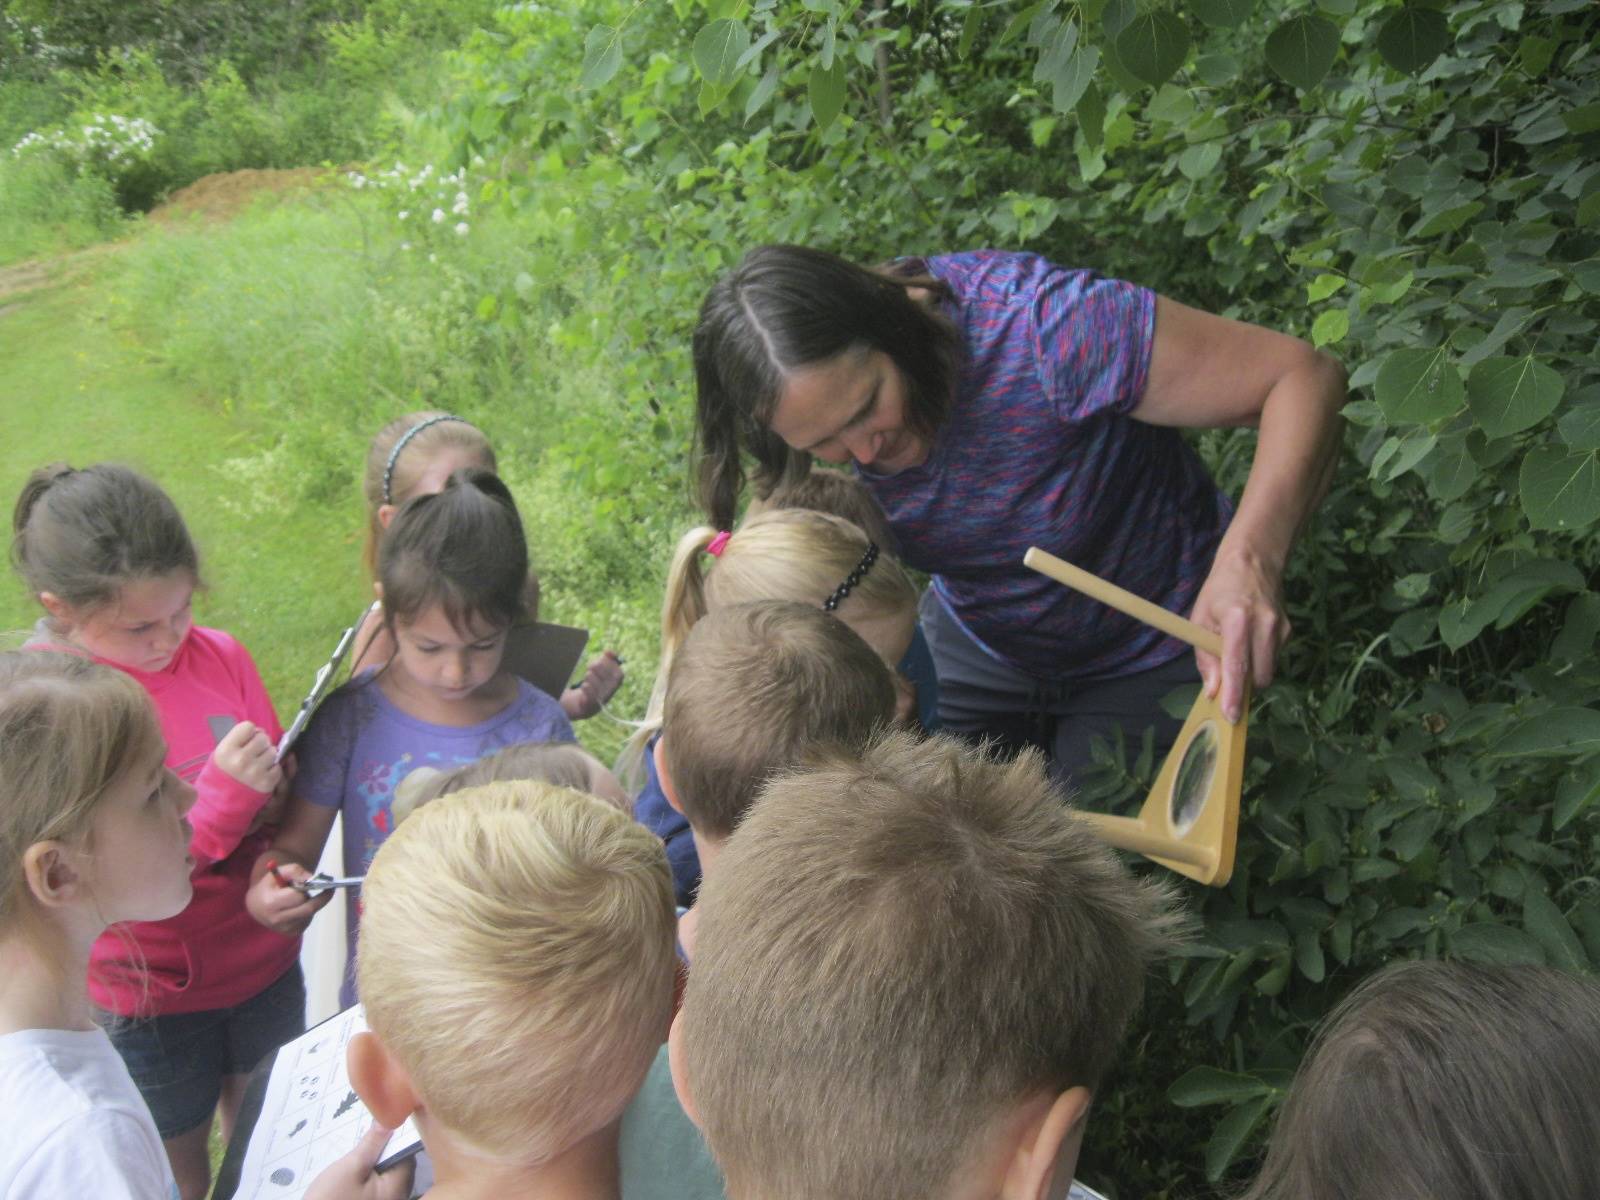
[303,1123,415,1200]
[562,650,624,720]
[1188,549,1289,724]
[246,855,333,936]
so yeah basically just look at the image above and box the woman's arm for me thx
[1135,297,1349,722]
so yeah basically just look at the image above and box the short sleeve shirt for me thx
[859,251,1232,682]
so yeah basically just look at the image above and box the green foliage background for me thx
[3,0,1598,1193]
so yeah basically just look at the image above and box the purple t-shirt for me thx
[297,670,574,963]
[859,251,1232,682]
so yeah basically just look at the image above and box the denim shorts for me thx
[102,964,306,1138]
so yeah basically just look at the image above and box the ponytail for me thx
[619,526,719,784]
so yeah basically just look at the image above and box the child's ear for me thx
[348,1030,420,1130]
[666,1011,702,1130]
[654,738,684,816]
[372,581,385,601]
[999,1087,1091,1200]
[22,841,86,908]
[377,503,398,531]
[37,591,75,627]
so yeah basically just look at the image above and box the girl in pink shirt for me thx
[13,463,302,1200]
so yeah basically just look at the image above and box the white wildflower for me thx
[431,208,445,223]
[454,222,469,236]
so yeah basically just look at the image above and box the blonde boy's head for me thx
[356,781,676,1162]
[676,731,1185,1200]
[661,600,895,840]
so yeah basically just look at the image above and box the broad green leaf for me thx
[1466,356,1565,438]
[1421,434,1477,502]
[1115,11,1190,87]
[1076,81,1106,149]
[1294,930,1326,982]
[1376,6,1450,74]
[1311,308,1348,348]
[1306,273,1345,302]
[1558,405,1600,450]
[1168,1067,1271,1107]
[694,19,750,86]
[1552,593,1600,664]
[1371,429,1436,483]
[1195,51,1240,84]
[1146,83,1195,124]
[1451,922,1545,966]
[1524,891,1589,971]
[1205,1095,1273,1182]
[1374,347,1465,424]
[1409,200,1484,238]
[1265,15,1339,91]
[1562,102,1600,135]
[1520,448,1600,531]
[1101,0,1137,39]
[1554,763,1600,830]
[1000,1,1046,46]
[959,5,982,57]
[1050,46,1099,113]
[744,66,779,120]
[808,61,846,132]
[1191,0,1254,28]
[1178,141,1221,180]
[580,25,623,89]
[1492,708,1600,758]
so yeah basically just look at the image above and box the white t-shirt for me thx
[0,1027,178,1200]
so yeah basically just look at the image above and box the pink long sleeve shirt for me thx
[35,626,300,1016]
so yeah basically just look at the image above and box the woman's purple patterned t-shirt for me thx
[858,250,1233,682]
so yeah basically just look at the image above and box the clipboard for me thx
[1024,547,1249,887]
[501,620,589,699]
[276,602,377,762]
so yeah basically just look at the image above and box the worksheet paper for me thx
[232,1004,419,1200]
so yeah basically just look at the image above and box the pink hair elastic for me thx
[706,530,732,558]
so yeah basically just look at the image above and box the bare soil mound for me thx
[148,166,336,225]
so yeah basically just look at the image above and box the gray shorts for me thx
[920,589,1199,787]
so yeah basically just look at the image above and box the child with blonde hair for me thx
[0,652,192,1198]
[249,470,576,1000]
[747,464,941,730]
[630,508,917,905]
[347,781,678,1200]
[671,729,1185,1200]
[354,411,622,719]
[392,739,629,825]
[1237,959,1600,1200]
[12,463,302,1200]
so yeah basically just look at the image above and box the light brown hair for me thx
[0,651,164,926]
[1239,959,1600,1200]
[621,507,915,782]
[12,463,199,615]
[663,600,895,839]
[362,411,496,575]
[393,741,626,826]
[680,730,1185,1199]
[358,781,676,1161]
[747,464,898,553]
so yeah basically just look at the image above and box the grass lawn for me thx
[0,246,375,715]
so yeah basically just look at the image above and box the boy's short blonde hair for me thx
[680,730,1185,1200]
[663,600,895,839]
[357,781,676,1162]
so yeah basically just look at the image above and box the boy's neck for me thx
[420,1115,623,1200]
[0,913,98,1035]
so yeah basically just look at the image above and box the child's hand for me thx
[303,1122,415,1200]
[214,720,282,794]
[562,650,624,720]
[247,856,333,936]
[248,754,296,835]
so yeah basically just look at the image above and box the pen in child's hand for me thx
[267,859,290,887]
